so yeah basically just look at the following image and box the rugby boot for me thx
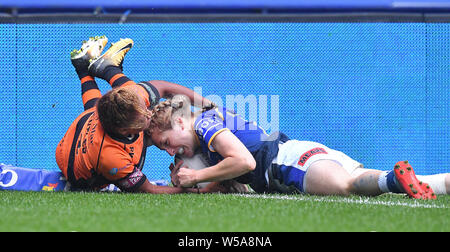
[88,38,133,78]
[70,35,108,75]
[394,161,436,200]
[420,181,437,199]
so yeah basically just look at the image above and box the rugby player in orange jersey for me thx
[55,36,222,193]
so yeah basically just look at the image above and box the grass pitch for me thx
[0,191,448,232]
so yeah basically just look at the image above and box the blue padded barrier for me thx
[0,21,448,181]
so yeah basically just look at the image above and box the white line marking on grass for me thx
[233,193,449,209]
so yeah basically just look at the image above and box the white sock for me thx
[416,174,447,195]
[377,170,403,193]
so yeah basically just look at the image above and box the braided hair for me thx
[147,95,216,135]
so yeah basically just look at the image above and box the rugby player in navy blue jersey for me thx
[148,95,449,200]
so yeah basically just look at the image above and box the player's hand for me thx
[169,161,183,186]
[174,167,198,188]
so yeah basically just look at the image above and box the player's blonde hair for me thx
[147,95,215,135]
[97,86,151,136]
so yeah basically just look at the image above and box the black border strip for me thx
[1,13,450,24]
[425,13,450,22]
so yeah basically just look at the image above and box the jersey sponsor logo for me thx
[109,163,131,176]
[298,147,328,166]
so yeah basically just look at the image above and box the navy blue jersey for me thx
[193,107,289,192]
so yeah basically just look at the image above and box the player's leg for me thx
[303,148,440,199]
[301,145,442,199]
[303,160,354,196]
[293,140,382,196]
[88,38,136,88]
[348,168,385,196]
[70,36,108,110]
[271,140,376,196]
[342,161,448,199]
[302,160,384,196]
[375,161,436,199]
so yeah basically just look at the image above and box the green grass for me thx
[0,191,448,232]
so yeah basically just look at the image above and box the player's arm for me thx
[112,166,202,194]
[175,130,256,187]
[118,161,223,194]
[147,80,214,108]
[135,179,200,194]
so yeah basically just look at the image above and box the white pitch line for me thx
[232,193,449,209]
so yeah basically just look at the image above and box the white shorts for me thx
[266,140,363,193]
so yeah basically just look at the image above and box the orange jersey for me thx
[56,81,160,191]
